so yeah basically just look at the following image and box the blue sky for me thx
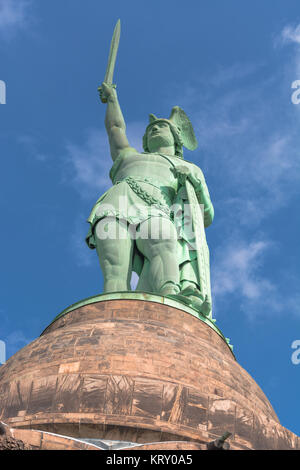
[0,0,300,437]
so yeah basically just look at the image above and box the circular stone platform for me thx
[0,294,298,450]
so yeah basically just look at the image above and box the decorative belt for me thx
[115,176,171,217]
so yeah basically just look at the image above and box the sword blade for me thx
[104,19,121,84]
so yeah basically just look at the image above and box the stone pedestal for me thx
[0,294,298,450]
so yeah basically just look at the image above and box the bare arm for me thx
[99,82,131,161]
[196,184,214,227]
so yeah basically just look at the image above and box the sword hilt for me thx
[98,83,116,104]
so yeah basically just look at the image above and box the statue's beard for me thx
[147,134,174,152]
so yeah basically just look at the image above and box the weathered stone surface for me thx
[0,421,99,450]
[0,420,209,450]
[0,299,298,450]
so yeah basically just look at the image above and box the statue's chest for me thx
[116,153,175,180]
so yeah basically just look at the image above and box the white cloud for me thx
[64,122,145,199]
[212,238,274,302]
[0,0,31,37]
[69,215,94,268]
[220,133,299,227]
[211,235,300,320]
[278,23,300,80]
[173,64,300,230]
[65,128,111,199]
[211,62,265,88]
[281,24,300,45]
[285,293,300,317]
[189,64,300,319]
[18,134,49,162]
[0,329,34,363]
[5,330,33,356]
[6,329,32,345]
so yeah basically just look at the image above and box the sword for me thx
[185,178,212,317]
[99,19,121,103]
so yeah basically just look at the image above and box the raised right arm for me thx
[99,82,130,161]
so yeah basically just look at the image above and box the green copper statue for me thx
[86,20,214,317]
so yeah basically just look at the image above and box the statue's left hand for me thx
[174,165,203,191]
[173,165,190,185]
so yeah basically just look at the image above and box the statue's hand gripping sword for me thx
[98,19,121,103]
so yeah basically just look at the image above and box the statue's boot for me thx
[163,285,194,307]
[175,286,212,317]
[159,281,181,296]
[197,296,212,316]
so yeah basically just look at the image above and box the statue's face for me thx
[147,121,175,152]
